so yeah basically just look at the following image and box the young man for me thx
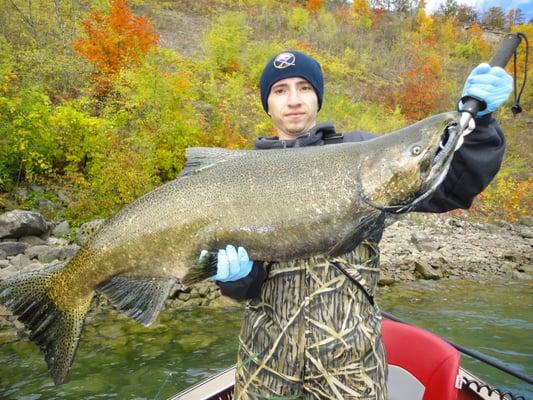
[208,51,512,399]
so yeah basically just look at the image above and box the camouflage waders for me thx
[234,240,387,400]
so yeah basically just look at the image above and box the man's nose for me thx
[287,87,301,106]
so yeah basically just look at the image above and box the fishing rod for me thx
[459,32,528,131]
[381,310,533,386]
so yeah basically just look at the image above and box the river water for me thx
[0,280,531,399]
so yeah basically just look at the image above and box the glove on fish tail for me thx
[0,262,91,385]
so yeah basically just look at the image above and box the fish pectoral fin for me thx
[182,251,218,286]
[0,263,90,385]
[97,275,175,326]
[327,212,386,257]
[179,147,247,176]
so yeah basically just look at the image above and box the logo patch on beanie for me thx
[273,52,295,69]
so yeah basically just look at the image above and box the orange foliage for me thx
[396,53,445,121]
[372,8,386,25]
[74,0,159,77]
[334,6,351,23]
[305,0,323,12]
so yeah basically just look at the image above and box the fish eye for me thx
[411,145,422,156]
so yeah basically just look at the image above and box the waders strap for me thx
[331,261,375,306]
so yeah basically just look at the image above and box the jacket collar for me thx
[254,122,337,149]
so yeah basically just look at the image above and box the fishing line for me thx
[511,32,529,116]
[381,311,533,386]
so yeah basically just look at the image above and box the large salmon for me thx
[0,112,462,384]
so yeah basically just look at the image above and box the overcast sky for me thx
[425,0,533,21]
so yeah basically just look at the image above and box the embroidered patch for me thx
[273,52,295,69]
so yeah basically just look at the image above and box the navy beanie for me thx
[260,51,324,113]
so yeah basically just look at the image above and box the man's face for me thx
[267,77,318,140]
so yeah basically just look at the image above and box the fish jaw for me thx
[357,112,458,211]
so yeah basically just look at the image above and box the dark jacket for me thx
[217,113,505,299]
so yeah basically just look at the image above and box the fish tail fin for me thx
[0,263,91,385]
[182,251,218,286]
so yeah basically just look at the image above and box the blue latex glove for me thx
[200,245,253,282]
[461,63,513,117]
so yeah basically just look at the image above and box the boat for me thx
[171,316,530,400]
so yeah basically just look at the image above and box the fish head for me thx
[358,112,460,212]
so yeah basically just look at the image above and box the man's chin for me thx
[284,123,312,137]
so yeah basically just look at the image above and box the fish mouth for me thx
[358,118,462,214]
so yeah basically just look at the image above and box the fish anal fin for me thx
[328,212,385,257]
[97,276,174,326]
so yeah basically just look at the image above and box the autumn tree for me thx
[396,52,445,120]
[507,8,525,28]
[456,5,479,26]
[351,0,372,17]
[306,0,324,12]
[74,0,159,80]
[482,6,505,30]
[436,0,459,19]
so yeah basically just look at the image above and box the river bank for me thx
[0,209,531,328]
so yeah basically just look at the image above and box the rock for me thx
[414,261,441,280]
[61,244,80,260]
[517,226,533,239]
[378,275,396,286]
[52,221,70,237]
[0,260,10,269]
[37,199,56,213]
[0,210,49,239]
[19,235,47,246]
[410,231,439,252]
[57,190,70,204]
[196,281,213,297]
[209,295,241,309]
[77,219,105,245]
[207,291,218,301]
[47,237,69,246]
[0,241,29,257]
[169,282,188,298]
[25,245,52,260]
[511,271,532,280]
[183,298,203,308]
[38,248,64,264]
[10,254,32,269]
[494,219,513,230]
[519,215,533,226]
[0,250,6,260]
[178,292,191,301]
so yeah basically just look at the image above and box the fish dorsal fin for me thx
[328,212,385,257]
[97,276,175,326]
[180,147,247,176]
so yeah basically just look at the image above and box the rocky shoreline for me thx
[0,209,531,329]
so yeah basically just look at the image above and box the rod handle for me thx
[461,33,522,118]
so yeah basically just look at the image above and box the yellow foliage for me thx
[351,0,371,18]
[474,174,533,222]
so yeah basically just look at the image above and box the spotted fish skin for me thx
[0,112,459,385]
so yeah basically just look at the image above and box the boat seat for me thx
[382,319,461,400]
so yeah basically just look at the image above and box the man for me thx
[206,51,512,399]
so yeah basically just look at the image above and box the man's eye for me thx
[301,85,312,91]
[273,88,286,94]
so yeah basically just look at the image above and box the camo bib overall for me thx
[234,240,387,400]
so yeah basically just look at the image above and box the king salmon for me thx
[0,112,462,384]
